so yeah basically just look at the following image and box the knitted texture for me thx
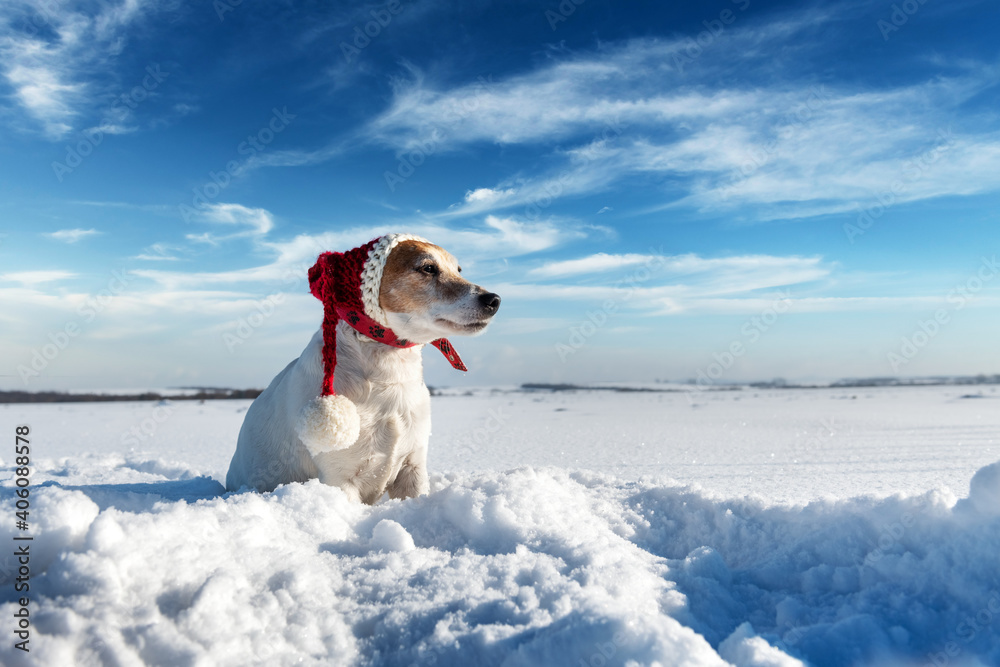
[299,235,468,455]
[308,239,378,396]
[360,233,429,327]
[298,394,361,454]
[306,235,467,400]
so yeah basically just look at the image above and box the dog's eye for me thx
[419,264,438,275]
[457,266,462,273]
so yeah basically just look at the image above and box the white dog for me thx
[225,234,500,503]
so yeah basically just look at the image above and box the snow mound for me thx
[1,461,999,666]
[369,519,416,553]
[963,460,1000,517]
[718,623,806,667]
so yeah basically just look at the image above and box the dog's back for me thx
[226,334,323,492]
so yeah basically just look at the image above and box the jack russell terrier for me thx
[225,233,501,503]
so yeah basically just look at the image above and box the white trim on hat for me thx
[360,233,429,327]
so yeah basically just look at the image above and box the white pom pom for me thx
[296,394,361,456]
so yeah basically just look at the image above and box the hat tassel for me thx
[295,301,360,455]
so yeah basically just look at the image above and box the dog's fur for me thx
[225,239,499,503]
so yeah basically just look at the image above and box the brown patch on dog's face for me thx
[379,240,469,315]
[378,239,501,341]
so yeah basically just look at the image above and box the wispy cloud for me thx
[530,253,657,278]
[44,228,101,243]
[134,214,590,290]
[359,18,1000,222]
[185,203,275,245]
[528,252,831,290]
[133,243,182,261]
[463,187,517,206]
[491,284,979,316]
[361,15,827,152]
[242,142,347,172]
[1,270,77,285]
[0,0,156,138]
[506,252,833,314]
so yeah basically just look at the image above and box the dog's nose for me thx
[479,292,501,314]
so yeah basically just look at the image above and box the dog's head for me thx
[379,239,500,344]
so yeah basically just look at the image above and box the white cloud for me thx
[185,203,275,245]
[90,122,138,135]
[478,216,574,255]
[442,149,626,219]
[237,141,347,174]
[664,295,971,315]
[496,253,832,315]
[530,253,657,278]
[5,60,83,137]
[135,216,587,290]
[360,19,1000,222]
[0,0,156,138]
[463,188,516,205]
[660,254,825,274]
[493,281,976,316]
[44,228,100,243]
[362,19,822,152]
[529,252,827,281]
[1,270,77,285]
[133,243,181,261]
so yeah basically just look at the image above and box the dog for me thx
[225,233,500,503]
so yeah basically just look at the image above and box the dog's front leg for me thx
[311,452,364,503]
[387,451,429,500]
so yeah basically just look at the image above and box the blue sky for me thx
[2,0,999,391]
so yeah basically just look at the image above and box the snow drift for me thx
[2,454,999,666]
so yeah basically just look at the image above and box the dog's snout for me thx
[479,292,501,314]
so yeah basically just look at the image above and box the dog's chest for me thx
[351,382,430,480]
[333,327,432,482]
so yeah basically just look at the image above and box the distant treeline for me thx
[524,375,1000,393]
[827,375,1000,388]
[0,388,263,404]
[521,383,683,393]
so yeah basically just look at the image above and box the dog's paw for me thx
[296,394,361,456]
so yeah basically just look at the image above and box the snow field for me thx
[0,386,998,665]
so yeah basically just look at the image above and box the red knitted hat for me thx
[296,233,467,455]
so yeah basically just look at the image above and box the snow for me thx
[1,386,999,666]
